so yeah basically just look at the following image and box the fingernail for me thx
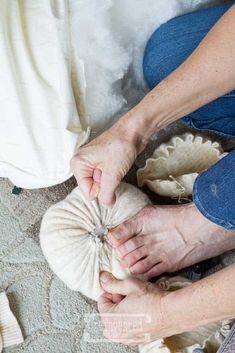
[100,272,111,284]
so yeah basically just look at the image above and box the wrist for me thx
[160,290,188,334]
[113,109,150,154]
[118,88,180,145]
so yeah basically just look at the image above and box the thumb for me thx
[99,271,142,296]
[97,292,124,314]
[99,168,121,207]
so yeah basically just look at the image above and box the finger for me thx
[100,271,141,296]
[144,262,168,278]
[120,246,147,268]
[98,292,116,313]
[99,169,121,207]
[116,236,144,258]
[72,168,94,200]
[71,154,97,200]
[129,257,154,275]
[76,175,94,198]
[108,216,142,247]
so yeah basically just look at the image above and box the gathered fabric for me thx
[40,182,151,300]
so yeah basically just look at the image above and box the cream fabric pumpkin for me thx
[137,134,226,198]
[40,182,151,300]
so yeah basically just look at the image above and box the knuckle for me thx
[71,152,82,163]
[70,154,84,171]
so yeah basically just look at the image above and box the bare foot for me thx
[108,204,235,277]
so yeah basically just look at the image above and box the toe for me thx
[108,220,137,247]
[144,263,168,278]
[116,237,144,258]
[120,246,147,268]
[129,257,154,275]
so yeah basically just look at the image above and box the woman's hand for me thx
[71,118,146,206]
[98,265,235,346]
[98,272,171,346]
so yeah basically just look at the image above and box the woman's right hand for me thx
[70,118,146,207]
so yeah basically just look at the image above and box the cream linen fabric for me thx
[0,292,24,351]
[0,0,89,189]
[137,134,226,199]
[40,182,151,300]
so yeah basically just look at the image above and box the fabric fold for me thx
[0,292,24,350]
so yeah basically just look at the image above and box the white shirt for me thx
[0,0,89,188]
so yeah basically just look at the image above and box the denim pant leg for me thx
[143,1,235,138]
[143,2,235,229]
[193,323,235,353]
[193,150,235,230]
[217,324,235,353]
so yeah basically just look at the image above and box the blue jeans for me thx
[143,2,235,230]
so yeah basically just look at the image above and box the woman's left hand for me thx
[98,264,235,346]
[98,272,172,346]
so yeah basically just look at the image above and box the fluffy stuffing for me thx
[71,0,224,135]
